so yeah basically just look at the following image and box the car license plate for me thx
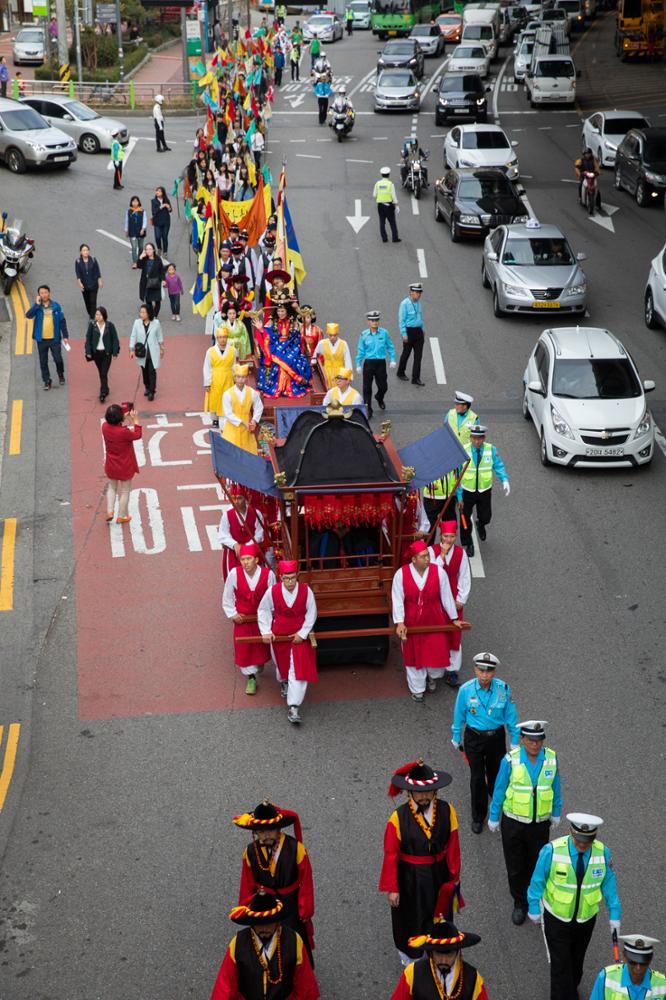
[388,29,397,35]
[585,447,624,456]
[454,108,467,113]
[53,155,70,161]
[533,301,560,308]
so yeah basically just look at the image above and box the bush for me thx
[34,44,147,82]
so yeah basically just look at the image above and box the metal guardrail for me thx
[21,78,202,109]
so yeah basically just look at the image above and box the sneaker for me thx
[411,692,425,703]
[43,381,52,390]
[175,316,181,322]
[444,671,461,688]
[106,512,114,522]
[280,681,288,699]
[427,677,437,693]
[58,374,65,385]
[116,516,132,524]
[287,705,301,724]
[245,676,257,696]
[171,314,176,320]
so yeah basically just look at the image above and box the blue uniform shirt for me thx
[313,80,332,98]
[455,443,508,500]
[398,296,424,337]
[488,746,562,822]
[451,677,519,744]
[355,326,396,366]
[588,965,655,1000]
[527,838,621,919]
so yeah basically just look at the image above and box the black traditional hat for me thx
[233,800,298,834]
[408,921,481,953]
[226,272,250,286]
[388,758,452,797]
[229,891,287,927]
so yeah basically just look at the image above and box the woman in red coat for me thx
[102,403,142,524]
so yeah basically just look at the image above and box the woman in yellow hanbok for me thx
[322,368,362,407]
[314,321,353,387]
[221,364,264,454]
[203,331,236,426]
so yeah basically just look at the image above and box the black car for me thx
[615,127,666,207]
[435,73,491,125]
[433,167,529,241]
[377,39,425,79]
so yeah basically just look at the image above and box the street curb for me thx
[0,299,10,493]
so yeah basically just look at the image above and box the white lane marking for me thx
[107,135,137,171]
[561,178,578,183]
[316,137,332,142]
[372,135,389,140]
[349,67,377,99]
[429,337,446,384]
[411,195,420,215]
[538,126,552,131]
[497,109,580,115]
[421,56,449,100]
[289,138,307,142]
[588,202,619,233]
[521,193,537,219]
[346,199,370,234]
[96,228,131,248]
[566,122,580,127]
[416,248,428,279]
[468,523,486,579]
[492,51,512,121]
[654,424,666,458]
[286,94,306,108]
[133,136,180,144]
[520,174,533,179]
[296,153,322,159]
[347,158,374,163]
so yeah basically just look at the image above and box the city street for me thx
[0,12,665,999]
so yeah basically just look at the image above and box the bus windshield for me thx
[374,0,411,11]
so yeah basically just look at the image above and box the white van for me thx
[525,55,576,105]
[461,21,498,59]
[462,4,501,40]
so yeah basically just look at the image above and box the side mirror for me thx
[486,85,492,92]
[576,251,587,261]
[63,114,73,120]
[511,139,519,147]
[487,251,498,261]
[643,379,655,392]
[528,379,545,395]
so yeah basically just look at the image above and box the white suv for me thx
[644,241,666,331]
[522,327,655,468]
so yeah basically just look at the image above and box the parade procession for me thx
[0,0,664,998]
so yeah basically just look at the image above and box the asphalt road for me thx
[0,18,665,1000]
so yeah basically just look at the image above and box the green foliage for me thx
[34,43,147,81]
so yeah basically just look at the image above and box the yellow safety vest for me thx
[603,964,666,999]
[111,140,124,162]
[423,472,457,501]
[461,443,494,492]
[446,407,478,447]
[543,837,606,923]
[502,747,557,823]
[374,179,395,204]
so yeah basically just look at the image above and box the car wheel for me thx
[522,387,531,420]
[614,166,623,191]
[644,289,660,330]
[481,260,490,288]
[6,148,26,174]
[636,178,649,207]
[434,198,442,221]
[450,215,460,242]
[492,286,504,317]
[540,431,551,466]
[80,132,100,154]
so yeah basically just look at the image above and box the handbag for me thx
[134,326,149,359]
[145,259,161,291]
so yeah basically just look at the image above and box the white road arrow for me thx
[589,202,620,233]
[346,199,370,234]
[288,94,306,108]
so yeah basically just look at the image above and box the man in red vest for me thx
[257,560,318,725]
[218,485,265,580]
[223,542,275,695]
[391,540,463,702]
[431,520,471,689]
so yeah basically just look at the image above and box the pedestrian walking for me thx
[444,390,478,447]
[129,303,164,402]
[355,309,397,420]
[110,131,124,189]
[290,44,300,80]
[85,306,120,402]
[457,424,510,557]
[125,195,147,268]
[102,403,142,525]
[431,521,471,685]
[0,57,9,99]
[164,263,183,321]
[390,921,488,1000]
[276,2,287,24]
[250,125,265,172]
[309,35,321,69]
[150,187,172,257]
[274,44,285,86]
[75,243,103,319]
[26,284,69,390]
[451,651,519,834]
[588,934,665,1000]
[152,93,170,152]
[527,813,621,1000]
[138,243,165,317]
[396,282,426,386]
[313,74,332,125]
[373,167,401,243]
[488,720,562,926]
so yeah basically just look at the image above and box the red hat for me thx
[239,542,261,558]
[409,540,428,557]
[228,483,245,497]
[440,520,457,535]
[278,559,298,576]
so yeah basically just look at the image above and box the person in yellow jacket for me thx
[203,330,236,428]
[322,368,361,407]
[221,364,264,454]
[444,390,479,447]
[313,322,352,387]
[457,424,510,558]
[588,935,665,1000]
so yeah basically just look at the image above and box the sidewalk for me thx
[131,38,185,85]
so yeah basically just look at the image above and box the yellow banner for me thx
[220,185,272,224]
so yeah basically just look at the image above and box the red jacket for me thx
[102,422,142,480]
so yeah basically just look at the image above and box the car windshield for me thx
[552,359,642,399]
[605,117,649,134]
[17,29,43,41]
[455,46,485,57]
[535,59,575,77]
[439,15,460,23]
[644,137,666,159]
[385,41,413,52]
[462,130,509,149]
[374,0,410,11]
[543,8,566,16]
[0,107,48,131]
[351,2,369,9]
[463,25,492,37]
[556,1,580,10]
[459,177,513,199]
[64,100,99,121]
[411,25,431,34]
[309,16,332,25]
[379,70,416,85]
[502,237,575,265]
[519,39,534,54]
[440,74,481,92]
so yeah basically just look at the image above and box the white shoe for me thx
[175,316,181,322]
[287,705,301,724]
[171,314,176,320]
[427,677,437,693]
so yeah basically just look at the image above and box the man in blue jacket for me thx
[26,285,70,390]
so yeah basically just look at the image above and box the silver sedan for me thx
[374,70,422,112]
[481,220,588,317]
[22,94,129,153]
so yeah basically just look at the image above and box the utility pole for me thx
[54,0,69,68]
[114,0,124,80]
[180,6,189,81]
[73,0,83,82]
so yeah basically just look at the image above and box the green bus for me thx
[371,0,442,37]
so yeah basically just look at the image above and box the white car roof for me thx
[456,123,506,134]
[544,327,625,360]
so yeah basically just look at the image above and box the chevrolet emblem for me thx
[601,431,610,440]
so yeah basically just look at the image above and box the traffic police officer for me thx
[444,391,478,447]
[451,651,519,834]
[373,167,401,244]
[588,935,665,1000]
[527,813,621,1000]
[488,720,562,926]
[355,310,397,420]
[397,282,426,387]
[457,424,510,557]
[423,472,459,531]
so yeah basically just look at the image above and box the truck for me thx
[525,24,577,106]
[615,0,665,59]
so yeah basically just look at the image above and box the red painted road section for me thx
[70,334,406,720]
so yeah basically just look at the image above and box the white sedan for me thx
[444,123,519,179]
[644,241,666,331]
[581,110,650,167]
[303,14,344,42]
[447,44,491,78]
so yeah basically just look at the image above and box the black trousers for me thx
[154,121,168,151]
[82,286,98,319]
[93,350,112,396]
[113,161,123,188]
[291,60,300,80]
[377,203,399,242]
[317,96,329,124]
[362,359,387,412]
[544,910,596,1000]
[500,815,551,908]
[463,726,506,823]
[423,497,456,531]
[37,340,64,384]
[397,325,424,381]
[460,488,492,546]
[141,355,157,394]
[275,66,283,86]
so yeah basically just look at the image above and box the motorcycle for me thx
[0,215,35,295]
[404,151,429,200]
[580,171,599,215]
[329,105,354,142]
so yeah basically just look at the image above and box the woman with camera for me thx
[102,403,142,525]
[129,303,164,402]
[85,306,120,403]
[137,242,165,317]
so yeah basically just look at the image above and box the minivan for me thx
[525,56,576,105]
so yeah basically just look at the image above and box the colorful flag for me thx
[283,195,306,285]
[191,215,216,317]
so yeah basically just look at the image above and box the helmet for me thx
[337,85,346,94]
[155,93,164,103]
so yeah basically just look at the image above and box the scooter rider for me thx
[574,148,600,204]
[312,50,331,78]
[400,137,429,189]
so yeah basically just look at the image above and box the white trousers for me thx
[239,665,260,676]
[405,666,446,695]
[448,647,462,673]
[275,661,308,707]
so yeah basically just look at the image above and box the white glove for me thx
[528,912,542,925]
[389,361,396,369]
[550,815,561,828]
[610,920,621,935]
[395,204,400,214]
[451,740,461,751]
[488,819,500,833]
[356,367,361,374]
[503,480,511,497]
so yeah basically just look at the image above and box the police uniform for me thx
[373,167,401,243]
[527,813,621,1000]
[451,651,519,832]
[444,391,479,448]
[457,425,510,557]
[397,283,425,385]
[588,935,665,1000]
[488,720,562,925]
[355,310,397,419]
[423,473,459,531]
